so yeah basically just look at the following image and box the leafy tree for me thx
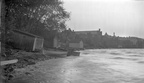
[4,0,70,48]
[5,0,70,32]
[136,40,144,48]
[59,28,76,43]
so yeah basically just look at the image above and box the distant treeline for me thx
[59,29,144,49]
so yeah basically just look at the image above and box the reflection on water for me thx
[81,49,144,79]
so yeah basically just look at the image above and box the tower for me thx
[113,32,115,37]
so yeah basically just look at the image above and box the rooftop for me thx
[13,29,43,38]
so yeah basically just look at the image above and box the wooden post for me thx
[1,0,5,57]
[1,0,6,83]
[33,37,37,51]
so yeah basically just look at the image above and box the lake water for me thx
[76,49,144,83]
[11,49,144,83]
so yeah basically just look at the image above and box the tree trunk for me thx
[1,0,6,56]
[1,0,6,83]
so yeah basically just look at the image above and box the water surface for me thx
[13,49,144,83]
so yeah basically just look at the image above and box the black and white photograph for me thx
[0,0,144,83]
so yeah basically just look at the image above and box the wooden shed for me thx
[69,40,84,50]
[11,29,44,51]
[53,36,61,48]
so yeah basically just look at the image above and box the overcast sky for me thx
[63,0,144,38]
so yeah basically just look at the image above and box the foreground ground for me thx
[8,49,144,83]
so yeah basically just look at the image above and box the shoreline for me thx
[2,50,68,83]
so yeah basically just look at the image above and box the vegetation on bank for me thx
[58,29,144,49]
[1,0,70,82]
[3,0,70,49]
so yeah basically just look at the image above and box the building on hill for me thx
[10,29,44,51]
[104,32,111,37]
[118,37,144,48]
[128,37,138,45]
[75,29,102,36]
[118,37,138,45]
[52,36,84,50]
[69,40,84,50]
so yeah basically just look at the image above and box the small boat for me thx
[44,50,68,57]
[72,51,80,56]
[45,50,67,55]
[67,49,80,56]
